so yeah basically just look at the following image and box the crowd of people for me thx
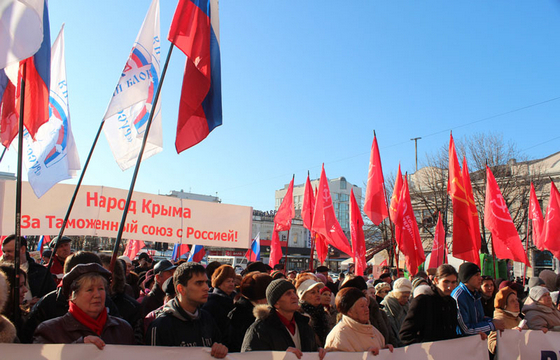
[1,234,560,358]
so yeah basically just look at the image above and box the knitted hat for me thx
[335,287,366,315]
[494,286,517,309]
[458,262,481,283]
[393,278,413,293]
[266,279,296,306]
[320,286,331,295]
[375,282,391,293]
[528,277,545,289]
[296,279,323,300]
[539,270,558,292]
[529,285,550,302]
[413,284,433,298]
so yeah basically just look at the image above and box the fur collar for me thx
[0,315,16,343]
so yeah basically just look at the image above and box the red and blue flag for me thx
[171,243,190,261]
[187,244,206,263]
[37,235,51,255]
[245,233,261,262]
[168,0,222,153]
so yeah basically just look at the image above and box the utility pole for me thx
[411,137,421,172]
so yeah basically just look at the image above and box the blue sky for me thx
[2,0,560,211]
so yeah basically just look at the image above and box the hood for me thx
[253,304,273,320]
[162,298,199,322]
[522,301,553,314]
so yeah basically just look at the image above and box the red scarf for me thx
[68,301,107,336]
[277,311,296,335]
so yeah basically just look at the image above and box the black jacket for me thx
[202,288,234,339]
[241,305,318,352]
[141,283,165,318]
[399,285,459,345]
[146,298,222,347]
[25,254,56,298]
[227,296,255,352]
[368,295,397,347]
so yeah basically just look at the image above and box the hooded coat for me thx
[522,302,560,330]
[380,292,409,347]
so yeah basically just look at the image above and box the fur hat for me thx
[240,272,273,301]
[529,285,550,302]
[494,286,517,309]
[458,262,481,283]
[336,287,366,315]
[211,264,236,288]
[528,277,545,289]
[266,279,296,306]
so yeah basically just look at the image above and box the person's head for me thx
[266,279,299,316]
[98,254,127,295]
[336,287,369,324]
[1,235,27,263]
[212,264,236,295]
[244,261,272,274]
[137,252,151,267]
[297,279,323,307]
[494,286,519,313]
[458,262,481,292]
[51,236,72,262]
[206,261,222,281]
[118,255,133,276]
[41,249,52,264]
[270,270,286,280]
[154,260,177,287]
[239,271,273,304]
[174,263,209,312]
[162,276,176,303]
[315,266,329,279]
[530,286,552,308]
[433,264,458,296]
[375,282,391,299]
[294,272,318,289]
[392,278,412,305]
[64,263,111,319]
[481,276,495,297]
[412,276,428,291]
[379,272,392,285]
[366,282,376,299]
[63,251,102,274]
[320,287,332,306]
[287,270,297,280]
[339,274,368,292]
[0,264,27,308]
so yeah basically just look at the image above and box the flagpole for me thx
[109,44,175,272]
[12,62,27,330]
[0,147,7,164]
[309,233,315,271]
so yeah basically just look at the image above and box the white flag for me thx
[103,0,162,171]
[23,25,81,198]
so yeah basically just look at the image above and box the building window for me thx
[340,178,347,189]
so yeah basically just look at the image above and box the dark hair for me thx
[0,264,27,322]
[2,235,27,248]
[174,263,207,290]
[63,251,101,274]
[435,264,458,279]
[98,254,126,294]
[240,271,273,301]
[335,287,366,315]
[206,261,222,280]
[379,272,391,280]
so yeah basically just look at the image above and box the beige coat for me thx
[325,315,385,352]
[522,302,560,330]
[488,308,524,354]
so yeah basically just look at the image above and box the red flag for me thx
[543,181,560,259]
[364,134,388,225]
[448,134,479,265]
[350,188,366,276]
[389,164,403,223]
[311,164,353,255]
[168,0,222,153]
[123,239,146,260]
[428,213,446,269]
[274,176,295,232]
[484,166,530,266]
[394,176,425,276]
[302,173,315,231]
[269,230,284,267]
[529,182,545,251]
[315,233,328,264]
[462,156,482,261]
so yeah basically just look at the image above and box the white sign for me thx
[498,329,560,360]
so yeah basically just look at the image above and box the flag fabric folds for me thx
[245,232,261,262]
[542,181,560,259]
[462,157,481,261]
[311,164,353,256]
[364,134,388,225]
[428,213,446,269]
[187,244,206,262]
[484,166,530,266]
[23,26,80,198]
[350,188,366,276]
[123,239,146,260]
[270,177,295,267]
[448,134,479,266]
[171,243,190,261]
[529,182,545,251]
[103,0,162,171]
[0,68,18,147]
[168,0,222,153]
[315,233,328,265]
[37,235,51,256]
[394,176,425,276]
[389,164,403,224]
[302,174,315,231]
[0,0,45,69]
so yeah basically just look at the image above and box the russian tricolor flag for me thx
[37,235,51,255]
[245,233,261,262]
[168,0,222,153]
[187,244,206,263]
[171,243,190,261]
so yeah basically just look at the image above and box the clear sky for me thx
[2,0,560,212]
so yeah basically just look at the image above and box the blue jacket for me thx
[451,282,495,335]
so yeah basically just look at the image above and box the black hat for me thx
[50,236,72,248]
[245,261,272,274]
[42,249,52,258]
[154,260,177,274]
[458,262,481,283]
[162,277,176,296]
[266,279,296,306]
[340,275,368,291]
[62,263,111,298]
[138,252,151,261]
[316,266,330,273]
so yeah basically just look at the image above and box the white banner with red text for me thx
[498,329,560,360]
[0,334,488,360]
[0,180,252,248]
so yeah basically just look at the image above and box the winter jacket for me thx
[299,301,330,347]
[488,308,524,354]
[33,312,134,345]
[146,297,222,347]
[141,283,165,318]
[399,285,459,345]
[325,315,385,352]
[452,282,495,336]
[111,292,143,344]
[25,254,56,298]
[368,295,396,347]
[481,294,495,318]
[522,302,560,330]
[241,305,318,352]
[380,292,409,347]
[202,287,234,340]
[227,296,256,352]
[21,287,121,343]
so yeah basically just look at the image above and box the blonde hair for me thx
[69,273,108,301]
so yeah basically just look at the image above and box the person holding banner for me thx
[522,286,560,331]
[488,286,527,355]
